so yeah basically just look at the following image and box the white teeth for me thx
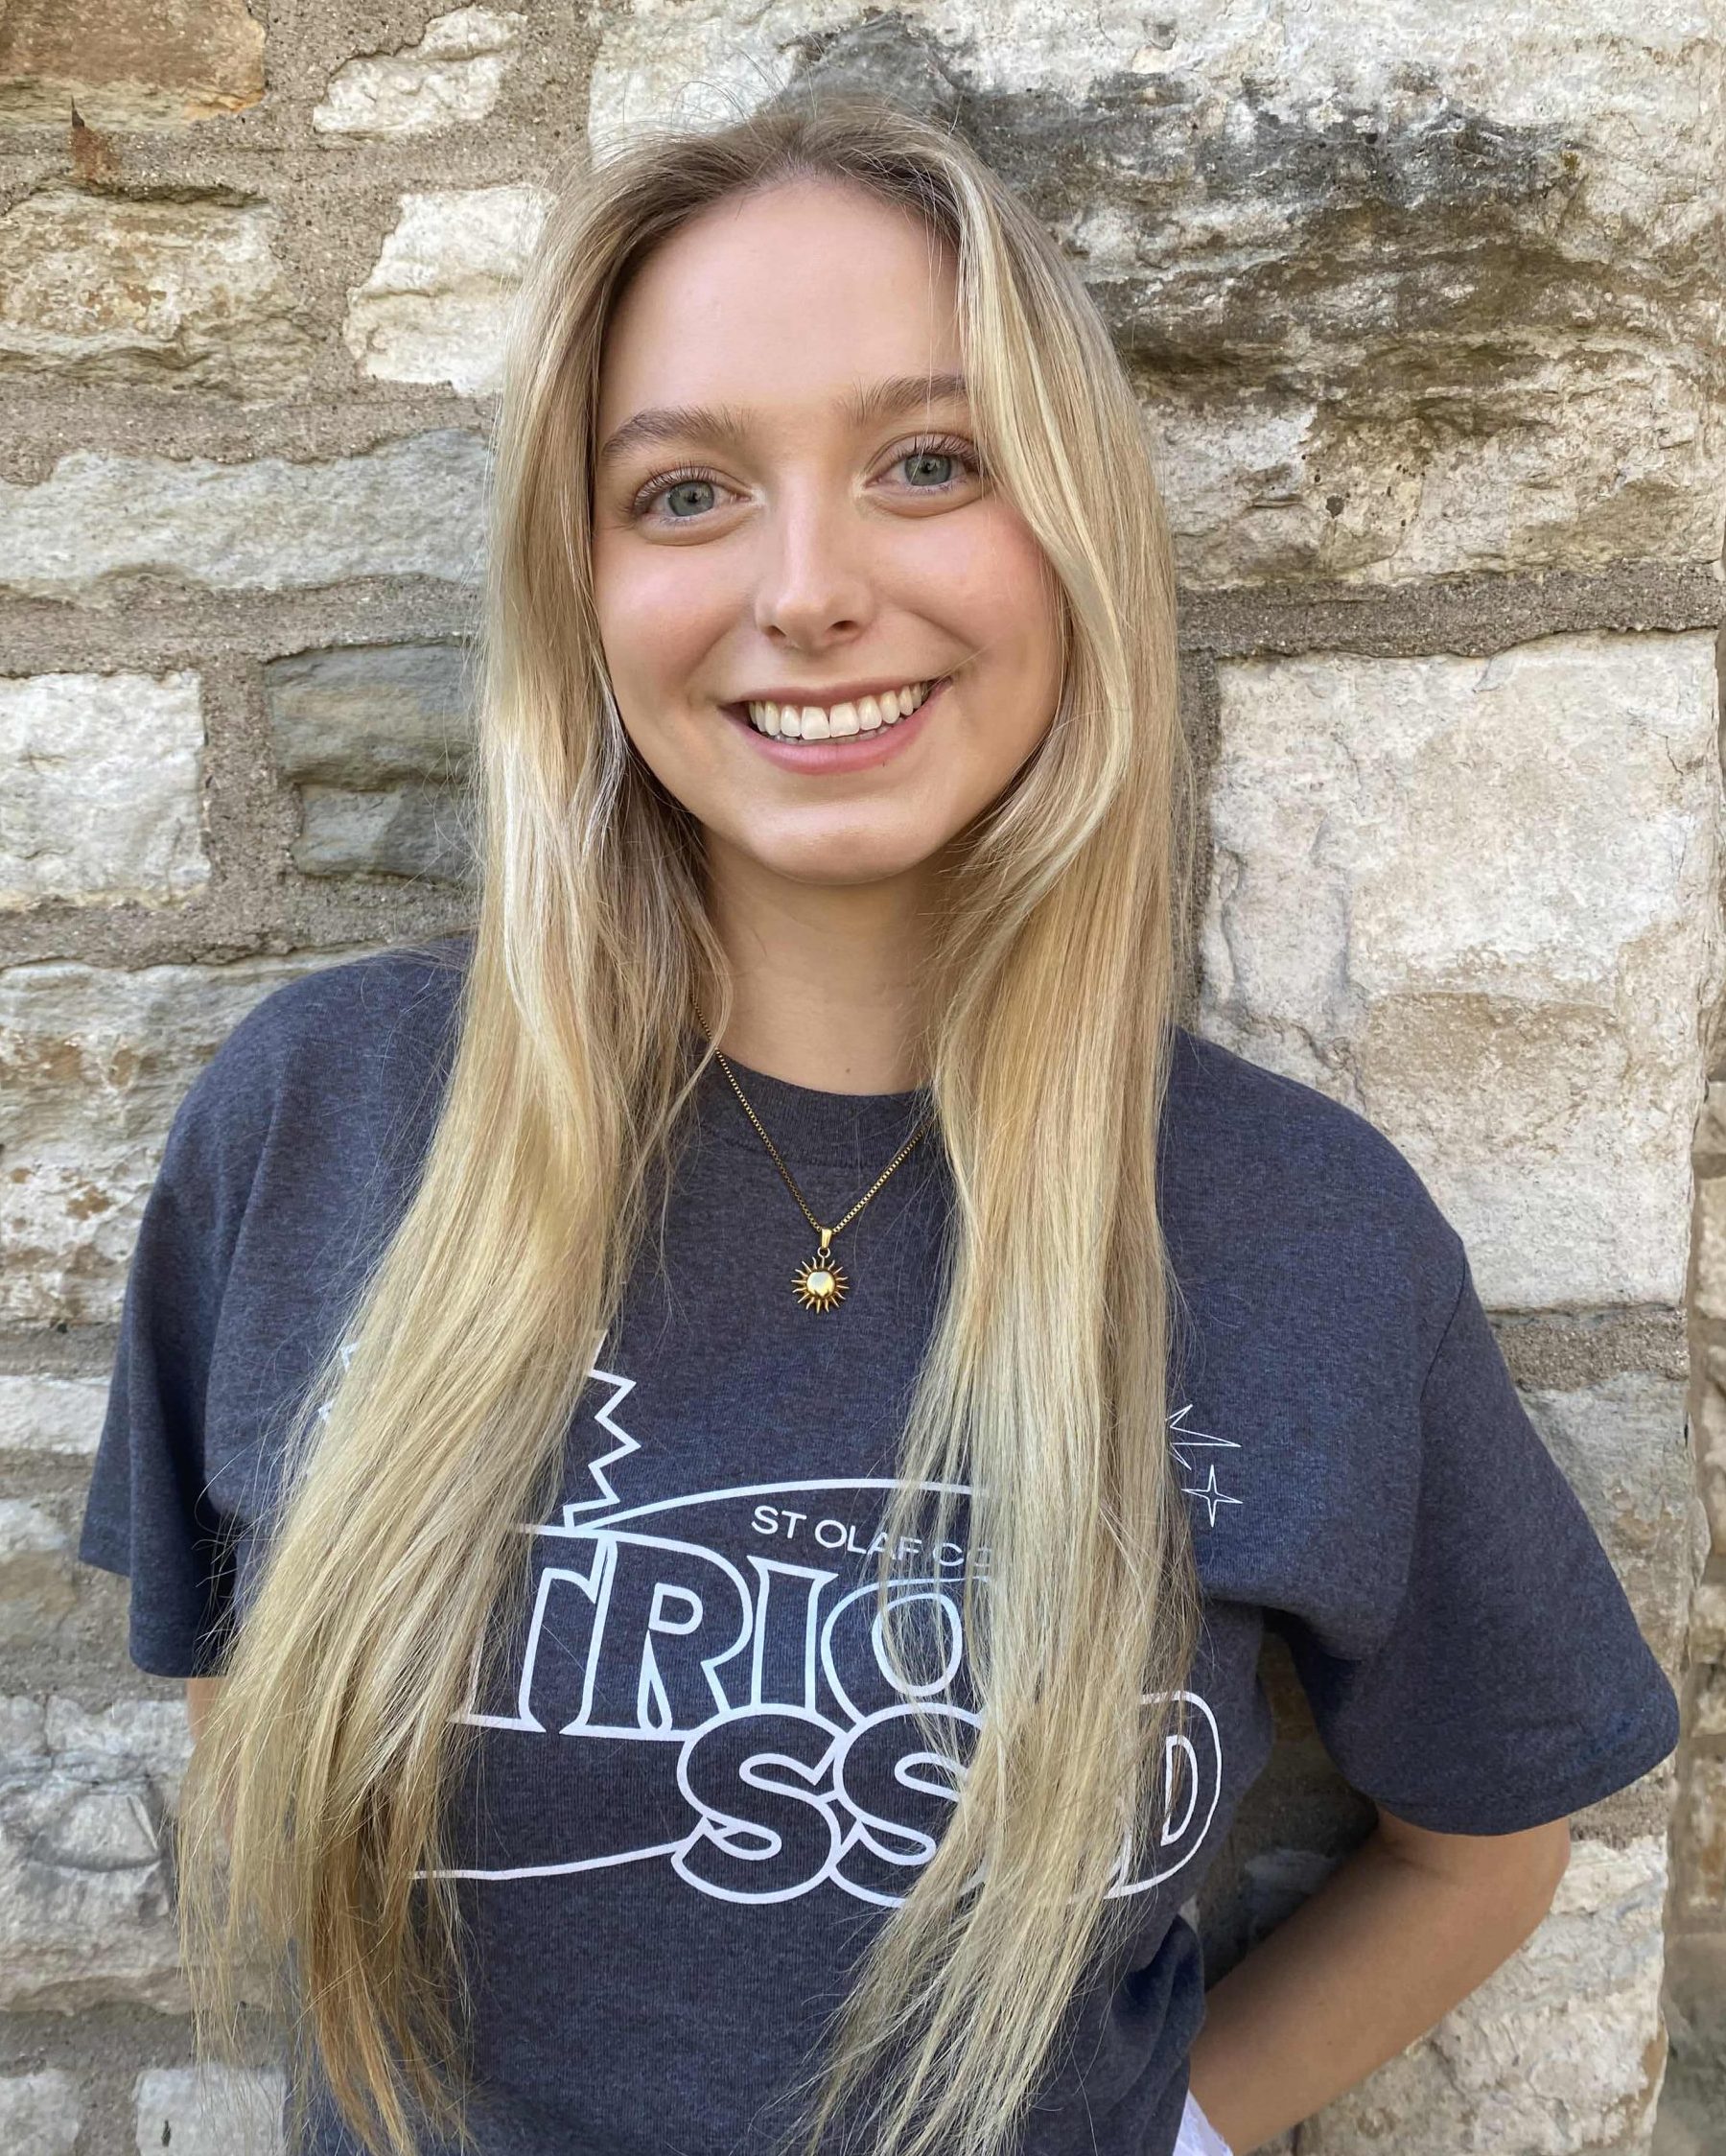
[744,679,935,739]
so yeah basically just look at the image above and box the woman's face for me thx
[590,177,1064,891]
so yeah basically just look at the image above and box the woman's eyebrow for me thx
[595,370,970,467]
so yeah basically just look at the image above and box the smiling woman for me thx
[77,85,1677,2156]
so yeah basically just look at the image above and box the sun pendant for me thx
[792,1251,849,1313]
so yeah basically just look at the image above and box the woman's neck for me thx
[703,839,938,1095]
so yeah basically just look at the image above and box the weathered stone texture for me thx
[266,644,475,880]
[1299,1836,1669,2154]
[134,2066,285,2156]
[344,186,552,395]
[0,188,315,396]
[0,434,487,603]
[0,952,369,1326]
[0,0,265,129]
[1199,631,1723,1311]
[1680,1757,1726,1917]
[0,672,206,911]
[0,1372,107,1457]
[591,1,1725,586]
[0,2071,82,2155]
[0,1693,194,2012]
[1520,1376,1694,1678]
[314,8,525,137]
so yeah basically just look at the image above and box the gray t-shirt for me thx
[77,934,1679,2156]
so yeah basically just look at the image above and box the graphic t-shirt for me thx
[76,935,1680,2156]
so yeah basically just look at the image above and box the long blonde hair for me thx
[179,90,1203,2156]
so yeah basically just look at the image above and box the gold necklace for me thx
[712,1049,934,1313]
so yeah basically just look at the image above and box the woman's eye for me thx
[632,470,724,522]
[894,437,982,492]
[627,436,982,525]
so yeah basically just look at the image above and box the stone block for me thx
[0,1693,193,2011]
[0,1372,107,1457]
[0,671,206,910]
[1299,1835,1668,2153]
[0,187,314,396]
[294,785,474,882]
[0,1494,80,1648]
[1521,1375,1694,1678]
[314,8,525,137]
[1679,1755,1726,1917]
[0,0,264,128]
[0,433,486,603]
[0,951,370,1326]
[264,644,472,785]
[590,3,1725,585]
[0,2072,81,2155]
[344,186,552,396]
[1198,632,1723,1310]
[135,2065,285,2156]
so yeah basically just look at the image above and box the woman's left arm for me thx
[1184,1806,1574,2155]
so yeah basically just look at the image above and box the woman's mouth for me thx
[718,675,951,774]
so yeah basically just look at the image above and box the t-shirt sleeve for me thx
[1271,1248,1681,1835]
[75,1043,262,1680]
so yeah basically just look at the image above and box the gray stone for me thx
[0,434,487,604]
[0,188,315,396]
[0,2072,82,2156]
[1679,1756,1726,1919]
[1299,1835,1669,2153]
[294,784,475,883]
[343,186,552,396]
[0,951,379,1326]
[313,8,525,138]
[1199,632,1723,1310]
[0,1372,108,1457]
[0,1693,194,2012]
[265,644,473,786]
[134,2065,285,2156]
[0,1495,79,1648]
[592,1,1725,586]
[0,0,265,128]
[1521,1375,1695,1677]
[0,671,206,910]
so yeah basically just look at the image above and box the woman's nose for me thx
[750,486,878,647]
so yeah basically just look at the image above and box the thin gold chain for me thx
[712,1048,934,1242]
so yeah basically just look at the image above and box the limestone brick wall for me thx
[1,4,1720,2152]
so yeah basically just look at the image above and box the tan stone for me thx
[0,188,314,396]
[1679,1756,1726,1916]
[313,8,525,138]
[0,433,487,603]
[0,951,375,1326]
[343,186,552,395]
[1199,632,1723,1310]
[0,0,264,128]
[0,672,206,910]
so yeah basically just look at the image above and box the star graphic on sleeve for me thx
[1180,1464,1244,1529]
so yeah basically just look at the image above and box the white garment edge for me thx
[1176,2088,1235,2156]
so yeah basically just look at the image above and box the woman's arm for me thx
[1185,1807,1573,2154]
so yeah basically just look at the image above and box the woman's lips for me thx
[719,675,950,774]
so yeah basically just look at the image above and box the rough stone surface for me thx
[0,672,206,911]
[1299,1836,1669,2154]
[265,643,476,880]
[313,8,525,137]
[0,1372,107,1457]
[343,186,553,395]
[1697,1349,1726,1558]
[0,188,315,397]
[1680,1757,1726,1918]
[0,0,265,128]
[265,643,473,785]
[0,951,373,1326]
[0,2072,81,2155]
[0,1493,79,1648]
[0,1693,194,2012]
[590,1,1726,588]
[1199,631,1723,1310]
[0,434,487,604]
[1521,1375,1695,1677]
[134,2065,285,2156]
